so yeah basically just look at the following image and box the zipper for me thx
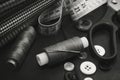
[0,0,57,47]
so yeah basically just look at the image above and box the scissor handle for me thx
[89,6,118,70]
[89,23,117,61]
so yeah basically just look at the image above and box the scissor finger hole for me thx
[91,24,116,58]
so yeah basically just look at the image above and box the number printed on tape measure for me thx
[68,0,107,20]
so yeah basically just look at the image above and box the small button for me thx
[77,19,92,31]
[79,52,88,60]
[80,61,96,75]
[64,72,78,80]
[64,62,75,71]
[84,77,93,80]
[94,45,105,56]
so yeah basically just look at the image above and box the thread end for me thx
[81,37,89,48]
[36,52,49,66]
[6,59,17,70]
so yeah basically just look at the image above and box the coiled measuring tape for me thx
[65,0,107,21]
[38,0,108,35]
[38,0,64,35]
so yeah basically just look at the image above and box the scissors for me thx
[89,0,120,70]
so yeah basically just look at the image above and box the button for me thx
[84,77,93,80]
[64,72,78,80]
[79,52,88,60]
[94,45,105,56]
[80,61,96,75]
[64,62,75,71]
[77,19,92,31]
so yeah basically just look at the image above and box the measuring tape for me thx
[38,0,64,35]
[66,0,107,21]
[38,0,107,35]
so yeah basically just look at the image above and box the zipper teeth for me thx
[0,0,57,47]
[0,0,56,37]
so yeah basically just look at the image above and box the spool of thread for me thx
[36,37,89,66]
[6,26,36,70]
[0,24,27,47]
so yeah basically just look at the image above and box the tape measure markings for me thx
[67,0,107,21]
[38,0,64,35]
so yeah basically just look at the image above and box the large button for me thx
[64,62,75,71]
[84,77,93,80]
[94,45,105,56]
[80,61,96,75]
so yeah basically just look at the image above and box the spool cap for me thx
[36,52,49,66]
[6,59,17,71]
[81,37,89,48]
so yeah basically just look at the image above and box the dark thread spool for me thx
[36,37,89,66]
[6,26,36,70]
[0,24,27,47]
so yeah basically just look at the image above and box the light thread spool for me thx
[36,37,89,66]
[6,26,36,70]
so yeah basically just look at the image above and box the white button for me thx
[94,45,105,56]
[84,77,93,80]
[80,61,96,75]
[64,62,75,71]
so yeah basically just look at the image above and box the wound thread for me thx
[6,26,36,71]
[0,24,27,47]
[36,37,89,66]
